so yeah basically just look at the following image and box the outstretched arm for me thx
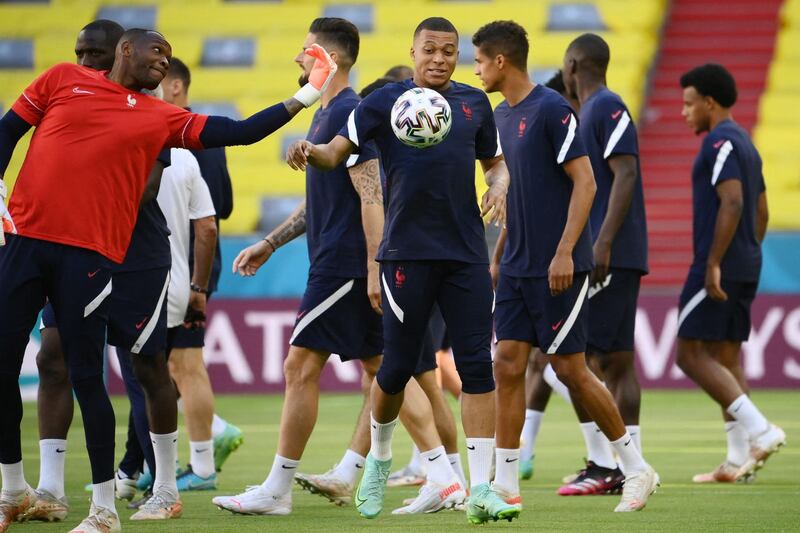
[199,44,336,149]
[286,135,355,172]
[232,200,307,277]
[349,158,384,314]
[549,155,596,295]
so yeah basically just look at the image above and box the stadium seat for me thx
[324,4,374,33]
[547,3,607,31]
[0,39,34,69]
[201,37,256,67]
[95,5,157,30]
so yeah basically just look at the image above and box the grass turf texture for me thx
[11,390,799,532]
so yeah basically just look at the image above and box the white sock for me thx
[726,395,769,438]
[37,439,66,498]
[625,425,642,453]
[211,414,228,438]
[331,449,365,486]
[189,439,215,479]
[447,453,467,490]
[419,446,455,486]
[494,448,520,495]
[176,398,184,413]
[610,431,648,475]
[369,415,397,461]
[261,454,299,496]
[0,461,26,492]
[521,410,543,461]
[92,479,116,512]
[543,364,571,403]
[150,431,179,501]
[725,421,750,466]
[580,422,617,469]
[407,445,424,474]
[465,437,494,488]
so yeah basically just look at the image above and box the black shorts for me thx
[0,235,112,381]
[587,268,642,354]
[42,266,170,356]
[677,272,757,342]
[290,274,383,361]
[494,272,590,355]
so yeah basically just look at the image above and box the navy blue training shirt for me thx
[116,149,172,273]
[690,119,765,282]
[307,87,378,278]
[580,87,648,273]
[339,79,501,264]
[495,84,593,277]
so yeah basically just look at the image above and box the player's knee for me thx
[456,358,495,395]
[283,350,324,388]
[493,349,527,384]
[36,344,69,386]
[132,353,169,389]
[550,358,585,390]
[375,363,413,395]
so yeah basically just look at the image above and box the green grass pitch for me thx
[11,390,799,532]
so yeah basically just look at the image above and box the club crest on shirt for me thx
[394,267,406,289]
[127,94,137,108]
[461,101,473,121]
[518,117,527,138]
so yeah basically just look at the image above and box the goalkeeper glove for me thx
[0,180,17,247]
[293,43,338,108]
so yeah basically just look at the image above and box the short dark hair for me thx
[544,70,566,94]
[309,17,359,65]
[567,33,609,75]
[384,65,413,81]
[472,20,528,70]
[81,19,124,46]
[680,63,738,108]
[414,17,458,39]
[359,77,393,98]
[166,56,190,88]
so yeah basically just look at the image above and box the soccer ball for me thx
[390,87,452,148]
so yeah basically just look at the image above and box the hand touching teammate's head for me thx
[296,18,359,88]
[75,19,124,71]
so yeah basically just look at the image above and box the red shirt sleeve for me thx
[11,63,73,126]
[162,103,209,150]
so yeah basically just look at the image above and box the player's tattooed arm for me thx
[232,201,306,277]
[283,98,306,117]
[480,155,510,227]
[349,158,384,314]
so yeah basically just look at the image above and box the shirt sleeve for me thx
[187,153,216,220]
[11,63,72,126]
[548,101,586,165]
[337,91,386,148]
[598,99,637,159]
[706,137,742,187]
[163,103,209,150]
[475,94,501,160]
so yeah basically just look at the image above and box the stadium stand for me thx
[755,0,800,230]
[0,0,664,234]
[638,0,785,290]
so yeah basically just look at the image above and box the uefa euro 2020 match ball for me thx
[390,87,452,148]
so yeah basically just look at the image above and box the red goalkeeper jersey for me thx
[10,62,208,263]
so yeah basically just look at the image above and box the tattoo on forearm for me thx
[269,205,306,247]
[283,98,305,116]
[349,159,383,206]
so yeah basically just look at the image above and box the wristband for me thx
[293,83,322,108]
[190,283,209,296]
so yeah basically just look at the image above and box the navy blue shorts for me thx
[677,272,757,342]
[290,275,383,361]
[494,272,590,355]
[0,235,113,381]
[379,261,494,395]
[42,266,170,356]
[428,302,450,352]
[587,268,642,354]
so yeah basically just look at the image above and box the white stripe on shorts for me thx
[587,273,612,300]
[381,273,404,323]
[131,272,170,354]
[677,288,707,329]
[546,276,589,355]
[84,280,112,318]
[290,279,355,344]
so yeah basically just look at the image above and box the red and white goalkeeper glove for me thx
[0,180,17,247]
[293,43,337,108]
